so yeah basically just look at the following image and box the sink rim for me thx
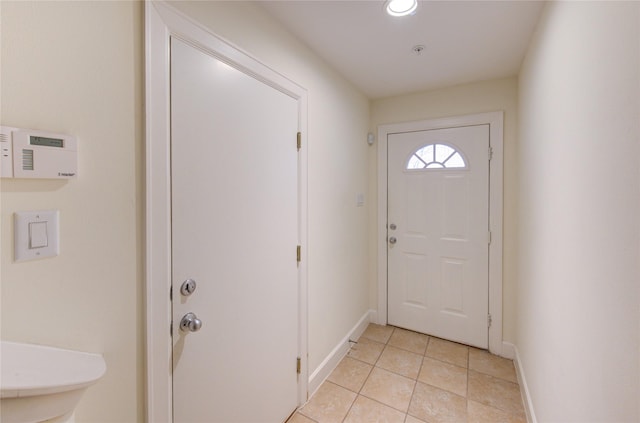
[1,340,106,399]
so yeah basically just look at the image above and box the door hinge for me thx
[170,321,173,336]
[488,231,492,245]
[296,357,301,374]
[296,245,301,263]
[488,314,492,328]
[488,146,493,161]
[297,132,301,151]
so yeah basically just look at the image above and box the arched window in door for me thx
[406,143,467,170]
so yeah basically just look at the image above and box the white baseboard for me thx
[513,345,537,423]
[308,309,374,396]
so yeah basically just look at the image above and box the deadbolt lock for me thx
[180,279,197,296]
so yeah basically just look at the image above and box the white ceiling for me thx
[258,1,545,99]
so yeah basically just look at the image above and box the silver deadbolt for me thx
[180,279,197,296]
[180,312,203,332]
[389,236,397,245]
[389,223,397,230]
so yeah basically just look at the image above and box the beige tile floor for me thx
[289,324,526,423]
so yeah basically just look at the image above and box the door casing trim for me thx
[376,112,504,355]
[145,2,309,421]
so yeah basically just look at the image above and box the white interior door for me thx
[170,37,300,422]
[387,125,489,348]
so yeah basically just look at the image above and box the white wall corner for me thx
[307,310,373,397]
[367,309,378,325]
[513,345,537,423]
[501,341,516,360]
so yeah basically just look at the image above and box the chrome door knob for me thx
[389,236,397,245]
[180,312,203,332]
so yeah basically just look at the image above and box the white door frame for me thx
[377,112,504,355]
[145,2,308,421]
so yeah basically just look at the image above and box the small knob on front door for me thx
[180,312,203,332]
[389,223,397,230]
[389,236,397,245]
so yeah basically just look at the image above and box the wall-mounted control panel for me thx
[1,126,77,179]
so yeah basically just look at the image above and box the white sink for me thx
[1,341,106,423]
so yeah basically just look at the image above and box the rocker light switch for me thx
[14,210,59,262]
[29,221,49,248]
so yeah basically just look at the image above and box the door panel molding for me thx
[145,2,308,421]
[377,112,504,355]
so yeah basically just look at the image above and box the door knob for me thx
[389,223,397,230]
[389,236,397,245]
[180,312,203,332]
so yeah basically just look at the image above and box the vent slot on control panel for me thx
[22,149,34,171]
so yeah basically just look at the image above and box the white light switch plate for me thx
[14,210,59,262]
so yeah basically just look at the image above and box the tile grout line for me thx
[405,334,430,422]
[375,327,419,417]
[339,353,376,423]
[340,326,397,422]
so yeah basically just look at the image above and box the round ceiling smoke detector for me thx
[412,45,425,55]
[385,0,418,17]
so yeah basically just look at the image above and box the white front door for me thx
[387,125,489,348]
[170,37,300,422]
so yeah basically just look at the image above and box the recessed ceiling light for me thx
[385,0,418,17]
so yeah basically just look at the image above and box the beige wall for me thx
[1,2,370,420]
[370,77,519,343]
[9,2,637,422]
[0,1,144,421]
[517,1,639,420]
